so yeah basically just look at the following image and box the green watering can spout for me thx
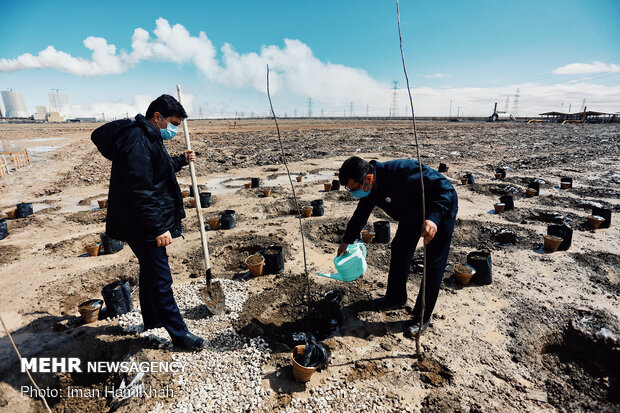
[316,242,367,282]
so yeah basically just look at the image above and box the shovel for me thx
[176,84,225,315]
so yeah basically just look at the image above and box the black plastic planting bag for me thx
[291,333,329,368]
[0,219,8,240]
[101,280,133,317]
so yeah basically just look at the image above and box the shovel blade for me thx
[199,280,225,315]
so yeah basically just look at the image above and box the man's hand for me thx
[156,231,173,247]
[421,220,438,244]
[337,242,349,257]
[184,150,196,164]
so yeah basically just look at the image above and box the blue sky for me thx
[1,0,618,118]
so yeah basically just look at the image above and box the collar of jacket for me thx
[134,113,161,142]
[369,160,382,191]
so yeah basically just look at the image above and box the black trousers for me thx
[384,202,458,323]
[127,239,189,341]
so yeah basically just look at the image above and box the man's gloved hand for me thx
[336,242,349,257]
[421,220,438,244]
[156,230,173,247]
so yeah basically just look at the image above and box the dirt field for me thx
[0,119,618,412]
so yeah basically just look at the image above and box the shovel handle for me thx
[176,84,211,277]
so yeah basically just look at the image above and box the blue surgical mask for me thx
[158,116,178,140]
[350,188,371,198]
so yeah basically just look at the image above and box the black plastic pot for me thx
[499,195,514,211]
[496,168,507,179]
[251,178,260,188]
[438,163,448,173]
[101,280,133,318]
[189,185,195,197]
[0,219,8,240]
[528,181,540,196]
[373,221,391,243]
[199,192,212,208]
[100,233,124,254]
[591,207,612,229]
[16,203,33,218]
[466,173,475,185]
[220,210,237,229]
[311,199,324,217]
[331,180,340,191]
[467,251,492,285]
[560,177,573,188]
[547,224,572,251]
[263,244,285,274]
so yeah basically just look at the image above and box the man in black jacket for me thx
[337,156,458,338]
[92,94,204,351]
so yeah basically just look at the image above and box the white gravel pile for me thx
[118,279,410,412]
[118,279,272,412]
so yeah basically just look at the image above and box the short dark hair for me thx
[145,94,188,120]
[339,156,373,185]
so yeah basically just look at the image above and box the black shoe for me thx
[405,320,430,338]
[371,297,407,311]
[172,333,206,351]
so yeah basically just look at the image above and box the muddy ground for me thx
[0,119,618,412]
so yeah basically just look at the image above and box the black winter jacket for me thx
[91,114,187,241]
[342,159,457,244]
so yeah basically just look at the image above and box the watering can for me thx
[316,242,367,282]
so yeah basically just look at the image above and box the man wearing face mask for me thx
[91,94,204,351]
[337,156,458,338]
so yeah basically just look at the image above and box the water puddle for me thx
[29,198,98,214]
[0,137,69,161]
[57,199,99,214]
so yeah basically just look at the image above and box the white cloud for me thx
[553,61,620,75]
[0,18,386,107]
[424,73,450,79]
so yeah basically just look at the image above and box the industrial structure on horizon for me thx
[1,90,29,118]
[0,87,618,123]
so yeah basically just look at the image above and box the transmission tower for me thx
[199,106,203,118]
[511,88,520,117]
[307,98,313,117]
[350,101,354,117]
[503,96,510,113]
[389,81,398,117]
[366,104,369,117]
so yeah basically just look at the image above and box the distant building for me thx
[1,90,29,118]
[49,92,69,113]
[46,112,66,123]
[539,109,619,123]
[33,105,65,122]
[34,105,50,120]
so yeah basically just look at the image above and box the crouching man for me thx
[337,156,458,337]
[92,94,205,351]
